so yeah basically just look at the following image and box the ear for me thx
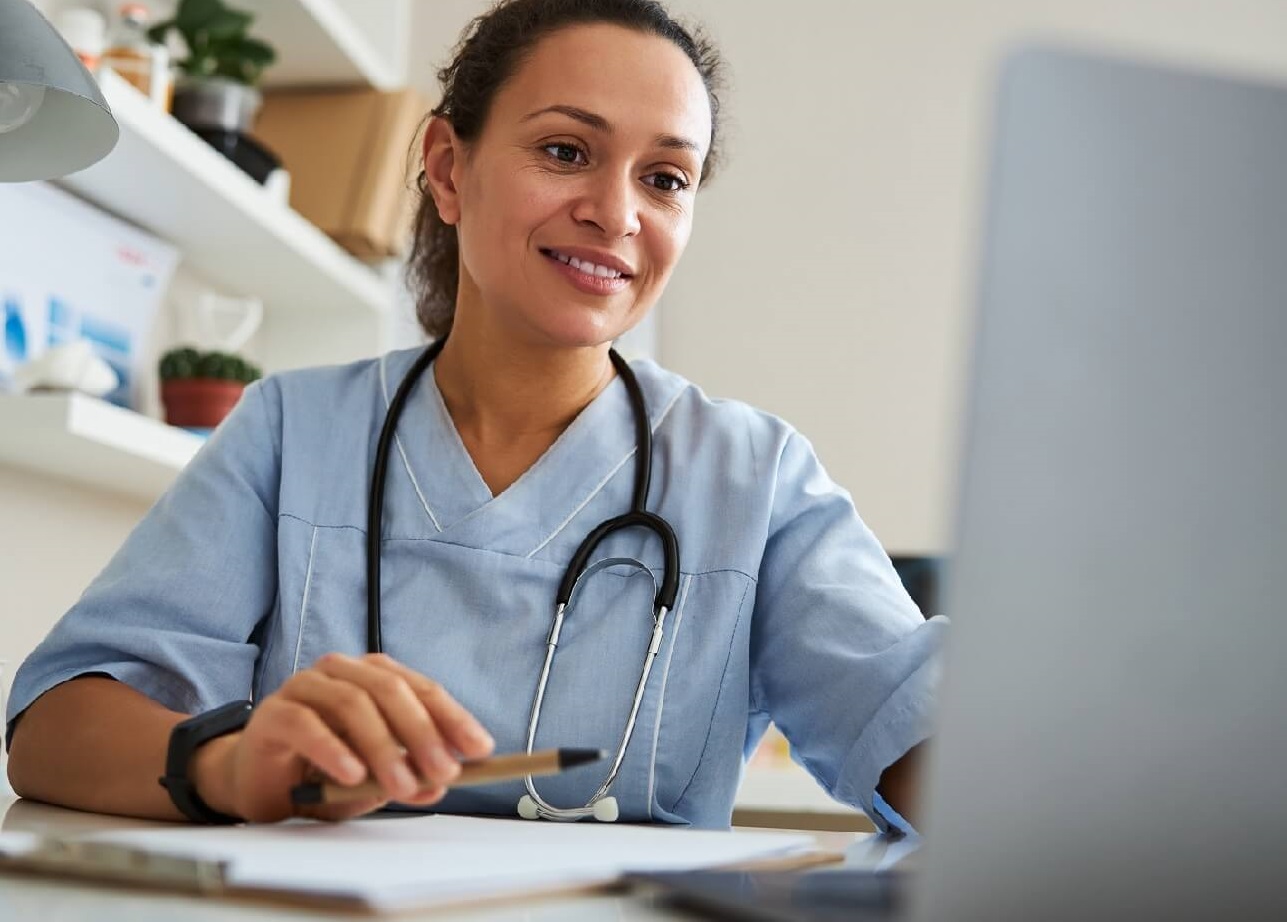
[421,116,463,226]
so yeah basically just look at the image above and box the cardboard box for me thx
[254,87,429,261]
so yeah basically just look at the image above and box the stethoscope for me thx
[366,338,680,822]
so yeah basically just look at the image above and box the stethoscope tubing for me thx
[366,339,681,821]
[366,339,445,654]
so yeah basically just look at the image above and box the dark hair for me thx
[406,0,726,339]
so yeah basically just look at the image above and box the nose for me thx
[571,169,642,239]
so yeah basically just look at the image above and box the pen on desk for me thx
[289,747,607,807]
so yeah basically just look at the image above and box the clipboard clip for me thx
[17,837,230,893]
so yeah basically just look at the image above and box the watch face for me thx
[169,701,252,770]
[192,701,253,733]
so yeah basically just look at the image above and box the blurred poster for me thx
[0,182,178,409]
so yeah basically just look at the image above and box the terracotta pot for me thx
[160,378,246,429]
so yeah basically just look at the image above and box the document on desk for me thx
[0,814,819,912]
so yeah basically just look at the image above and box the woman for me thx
[5,0,945,832]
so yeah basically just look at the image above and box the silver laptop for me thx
[639,43,1287,922]
[915,41,1287,922]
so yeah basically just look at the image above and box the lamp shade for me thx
[0,0,119,181]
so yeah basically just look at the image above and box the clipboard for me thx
[0,813,838,914]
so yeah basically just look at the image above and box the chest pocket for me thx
[261,519,755,823]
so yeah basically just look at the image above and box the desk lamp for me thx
[0,0,118,181]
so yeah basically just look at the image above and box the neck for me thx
[433,317,617,447]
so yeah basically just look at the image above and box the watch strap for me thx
[158,700,252,824]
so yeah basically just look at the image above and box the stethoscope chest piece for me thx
[517,792,620,822]
[518,555,676,823]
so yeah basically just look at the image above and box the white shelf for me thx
[112,0,409,90]
[249,0,410,91]
[0,393,201,503]
[58,69,390,327]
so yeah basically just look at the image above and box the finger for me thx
[254,698,367,787]
[368,654,495,761]
[283,669,420,801]
[400,781,447,807]
[315,654,461,790]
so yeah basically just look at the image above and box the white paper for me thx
[80,814,814,911]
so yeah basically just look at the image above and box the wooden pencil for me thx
[290,747,605,806]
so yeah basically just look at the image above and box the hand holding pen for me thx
[189,652,499,823]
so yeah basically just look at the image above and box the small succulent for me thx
[160,346,262,384]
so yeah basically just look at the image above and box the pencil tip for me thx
[559,748,609,769]
[290,784,324,806]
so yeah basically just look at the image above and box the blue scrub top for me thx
[8,348,947,831]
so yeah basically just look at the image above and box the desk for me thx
[0,789,867,920]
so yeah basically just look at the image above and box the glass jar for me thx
[101,3,172,111]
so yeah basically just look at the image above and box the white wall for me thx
[409,0,1287,554]
[0,470,145,705]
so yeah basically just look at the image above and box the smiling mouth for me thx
[540,248,634,280]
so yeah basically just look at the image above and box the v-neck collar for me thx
[376,347,686,558]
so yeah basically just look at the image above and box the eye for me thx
[645,171,691,194]
[543,142,587,165]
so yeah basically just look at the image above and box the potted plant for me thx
[148,0,278,180]
[159,346,261,430]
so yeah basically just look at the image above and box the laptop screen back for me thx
[915,46,1287,922]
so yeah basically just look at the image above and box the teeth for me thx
[548,250,624,279]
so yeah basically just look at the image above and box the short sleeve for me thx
[6,379,283,748]
[749,430,948,833]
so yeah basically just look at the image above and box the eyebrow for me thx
[521,104,703,156]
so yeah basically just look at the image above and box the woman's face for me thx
[429,23,713,350]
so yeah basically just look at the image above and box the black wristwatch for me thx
[158,700,252,824]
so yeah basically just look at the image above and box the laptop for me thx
[636,44,1287,921]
